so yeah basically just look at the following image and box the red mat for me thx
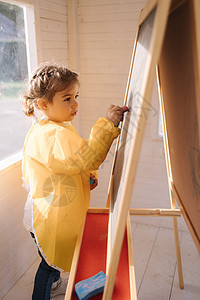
[72,213,130,299]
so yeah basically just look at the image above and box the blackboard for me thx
[112,8,156,242]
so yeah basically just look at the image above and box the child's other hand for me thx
[90,173,98,190]
[106,105,128,127]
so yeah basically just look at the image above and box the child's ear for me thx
[37,98,49,111]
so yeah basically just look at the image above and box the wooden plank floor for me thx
[3,218,200,300]
[131,222,200,300]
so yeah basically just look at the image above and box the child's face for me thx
[44,83,79,122]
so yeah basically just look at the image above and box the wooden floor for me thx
[3,217,200,300]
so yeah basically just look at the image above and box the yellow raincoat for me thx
[22,117,120,271]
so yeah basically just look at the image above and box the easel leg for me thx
[170,189,184,289]
[127,214,138,300]
[157,68,184,290]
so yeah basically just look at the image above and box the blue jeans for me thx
[31,233,60,300]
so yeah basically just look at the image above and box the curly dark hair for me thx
[21,63,79,117]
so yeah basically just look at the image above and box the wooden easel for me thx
[64,0,200,299]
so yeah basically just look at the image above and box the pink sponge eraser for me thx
[122,105,129,112]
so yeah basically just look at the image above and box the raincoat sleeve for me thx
[48,118,120,174]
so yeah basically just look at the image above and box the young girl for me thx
[22,63,125,300]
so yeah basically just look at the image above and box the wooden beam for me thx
[139,0,157,25]
[127,213,137,300]
[88,207,109,214]
[171,183,200,255]
[129,208,181,217]
[64,218,85,300]
[157,51,184,288]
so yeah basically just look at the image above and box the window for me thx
[0,1,36,163]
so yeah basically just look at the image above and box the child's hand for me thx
[90,173,98,190]
[106,105,129,127]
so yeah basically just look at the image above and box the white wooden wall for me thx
[1,0,182,297]
[35,0,69,64]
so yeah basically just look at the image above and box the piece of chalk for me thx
[75,271,107,300]
[122,105,129,112]
[90,178,95,184]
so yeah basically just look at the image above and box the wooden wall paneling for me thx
[127,213,137,300]
[67,0,80,72]
[67,0,81,133]
[78,1,146,13]
[39,0,67,14]
[6,0,32,5]
[0,162,37,299]
[78,0,146,139]
[32,0,43,63]
[33,0,69,64]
